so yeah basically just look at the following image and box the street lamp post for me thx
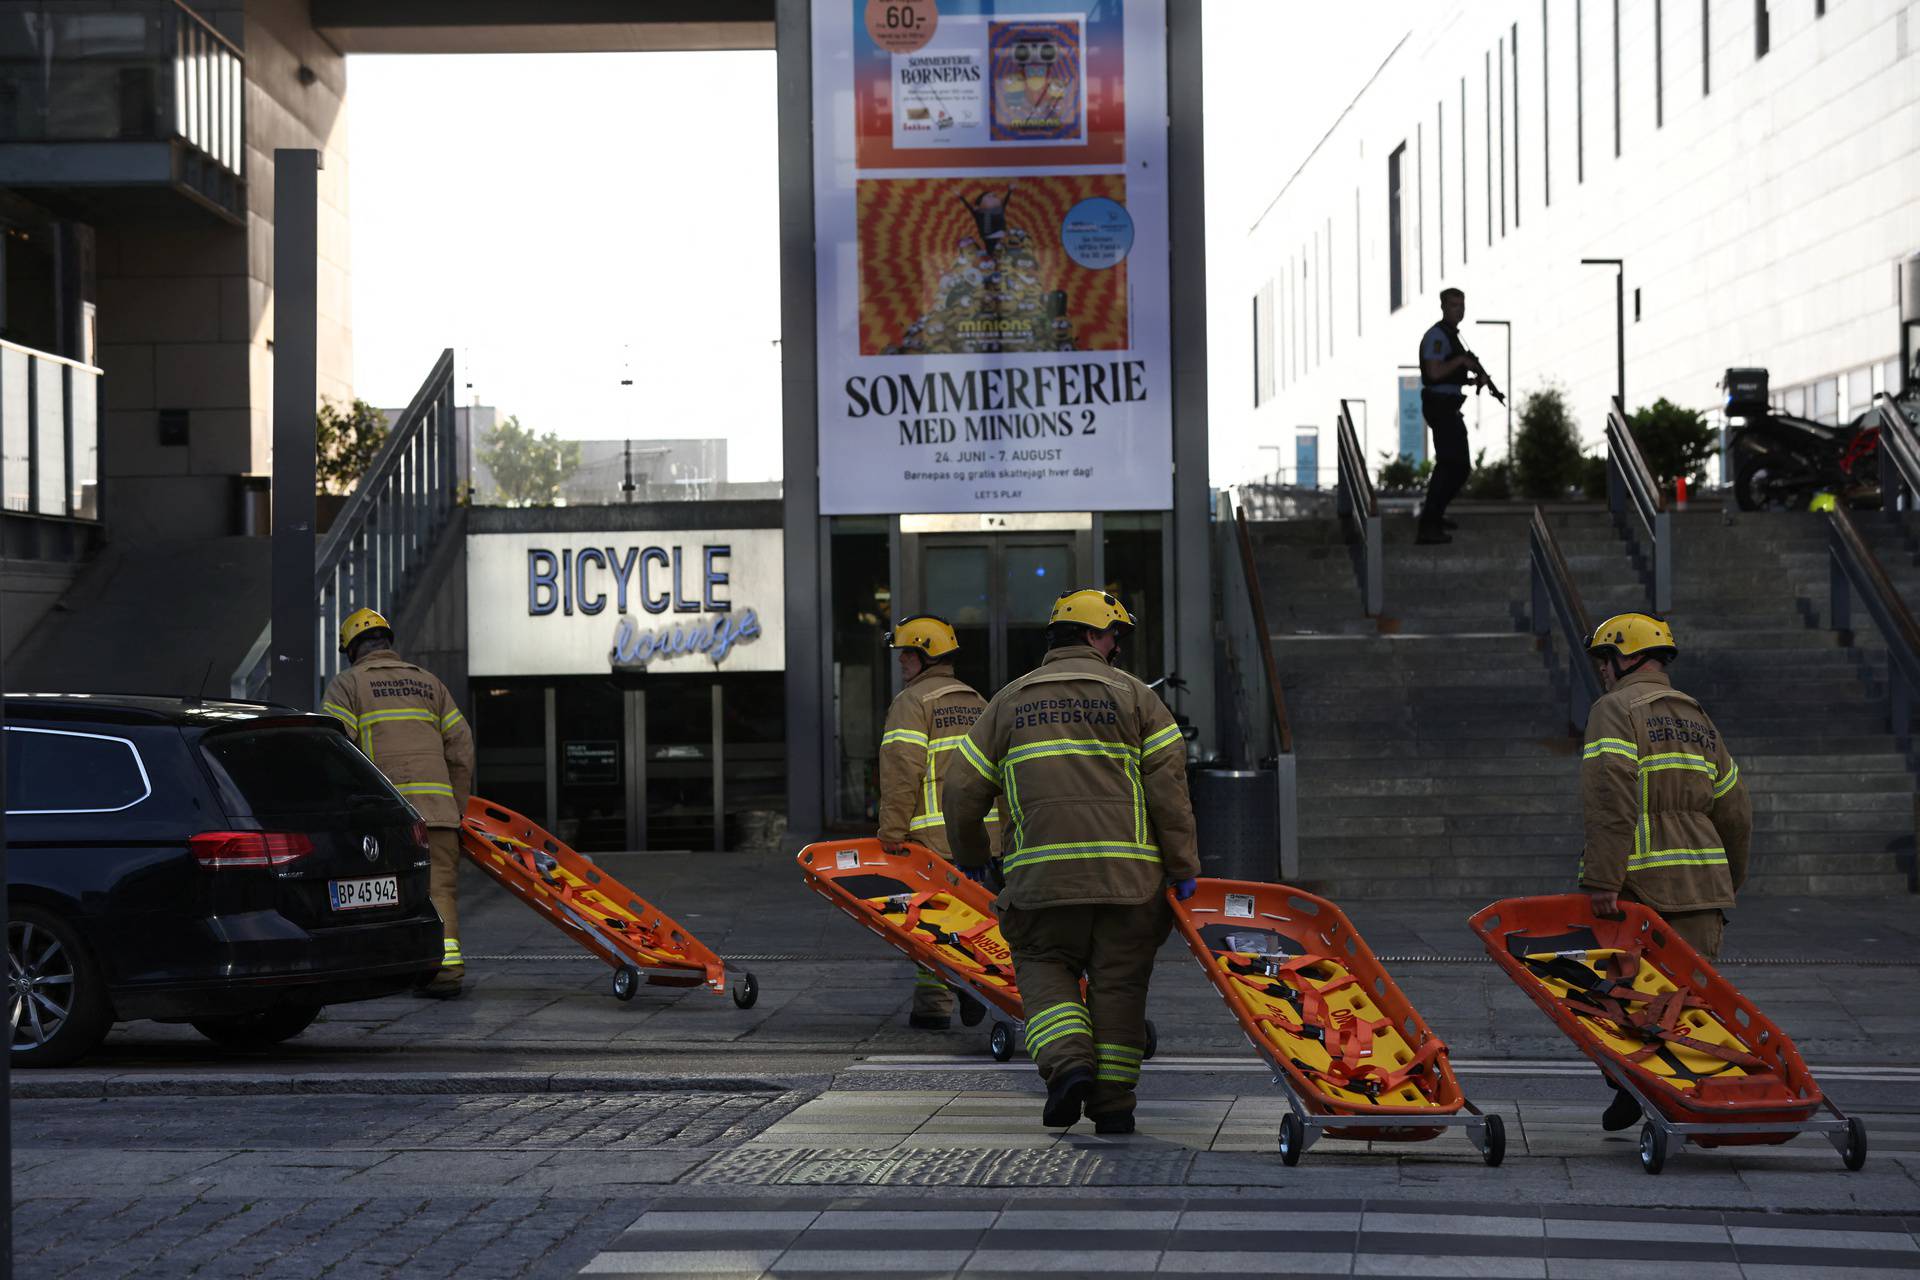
[1581,258,1626,410]
[1475,319,1513,458]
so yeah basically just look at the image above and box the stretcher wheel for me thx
[732,971,760,1009]
[1638,1122,1668,1175]
[989,1022,1013,1062]
[1842,1116,1868,1171]
[612,965,640,1002]
[1143,1020,1158,1061]
[1480,1114,1506,1168]
[1278,1113,1305,1166]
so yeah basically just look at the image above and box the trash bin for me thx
[1191,767,1279,883]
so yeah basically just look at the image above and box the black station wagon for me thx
[6,695,444,1066]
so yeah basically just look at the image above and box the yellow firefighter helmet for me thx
[338,606,394,654]
[1049,588,1135,633]
[888,614,961,660]
[1586,612,1678,662]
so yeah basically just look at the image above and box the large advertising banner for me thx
[813,0,1171,515]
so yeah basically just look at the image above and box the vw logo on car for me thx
[362,834,380,863]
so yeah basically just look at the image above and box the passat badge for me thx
[362,834,380,863]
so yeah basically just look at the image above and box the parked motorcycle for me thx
[1723,367,1880,511]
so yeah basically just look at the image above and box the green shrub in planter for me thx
[1512,385,1585,499]
[1376,453,1434,494]
[1579,454,1609,501]
[1627,397,1719,486]
[1464,449,1513,500]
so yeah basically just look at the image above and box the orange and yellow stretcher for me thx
[1471,894,1865,1174]
[460,797,758,1007]
[796,838,1158,1062]
[1173,878,1505,1166]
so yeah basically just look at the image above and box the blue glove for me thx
[960,864,988,884]
[1174,877,1198,901]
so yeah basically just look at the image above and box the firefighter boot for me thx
[909,965,954,1029]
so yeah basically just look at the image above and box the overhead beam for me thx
[312,0,773,53]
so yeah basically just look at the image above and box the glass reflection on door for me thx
[1003,542,1072,682]
[922,542,993,696]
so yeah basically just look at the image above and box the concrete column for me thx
[270,149,319,709]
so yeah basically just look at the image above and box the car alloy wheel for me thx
[10,919,77,1051]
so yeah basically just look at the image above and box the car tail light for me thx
[411,820,430,851]
[190,831,316,869]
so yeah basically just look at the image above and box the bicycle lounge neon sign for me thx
[524,543,764,668]
[609,609,762,668]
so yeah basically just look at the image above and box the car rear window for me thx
[4,726,151,814]
[201,725,407,821]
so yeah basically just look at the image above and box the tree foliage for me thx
[1512,385,1585,500]
[478,416,581,507]
[1375,453,1434,494]
[1464,448,1512,500]
[315,398,389,496]
[1628,397,1720,486]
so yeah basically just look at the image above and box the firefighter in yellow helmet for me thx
[878,614,998,1029]
[946,589,1200,1134]
[323,608,476,998]
[1581,612,1752,1129]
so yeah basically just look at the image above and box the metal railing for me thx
[1335,399,1382,616]
[1528,505,1604,734]
[232,350,459,700]
[1605,395,1671,614]
[0,337,101,521]
[1827,502,1920,753]
[1876,391,1920,520]
[0,1,243,177]
[1219,490,1298,877]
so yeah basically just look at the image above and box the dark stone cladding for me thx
[468,500,782,536]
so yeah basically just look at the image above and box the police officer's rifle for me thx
[1459,345,1507,405]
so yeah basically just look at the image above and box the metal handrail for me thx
[1827,503,1920,752]
[1528,505,1604,733]
[1219,490,1299,878]
[1605,396,1671,614]
[1876,392,1920,519]
[230,350,459,700]
[1335,398,1382,616]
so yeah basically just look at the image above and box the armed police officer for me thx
[324,608,476,999]
[1581,612,1752,1128]
[877,615,997,1030]
[945,589,1200,1134]
[1416,287,1494,545]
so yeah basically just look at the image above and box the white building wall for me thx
[1239,0,1920,485]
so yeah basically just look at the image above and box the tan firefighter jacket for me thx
[946,645,1201,909]
[1580,667,1752,914]
[876,662,1002,857]
[322,650,475,829]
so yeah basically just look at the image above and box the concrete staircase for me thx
[1248,504,1916,901]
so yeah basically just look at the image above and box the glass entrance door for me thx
[914,534,1080,694]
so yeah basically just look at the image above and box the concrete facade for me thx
[95,0,352,542]
[1237,0,1920,480]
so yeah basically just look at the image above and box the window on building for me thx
[1755,1,1771,56]
[1512,22,1522,227]
[1437,101,1446,278]
[1484,54,1494,246]
[1415,122,1425,292]
[1252,283,1275,407]
[1461,78,1470,260]
[1388,143,1406,312]
[1613,0,1623,156]
[1327,216,1336,354]
[1355,187,1364,335]
[1847,366,1872,419]
[1704,0,1713,91]
[1784,385,1805,417]
[1815,0,1823,19]
[1812,378,1839,426]
[1577,0,1586,181]
[1655,0,1665,127]
[1498,38,1507,236]
[1308,244,1318,366]
[1541,3,1551,206]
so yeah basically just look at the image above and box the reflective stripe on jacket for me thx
[321,650,476,829]
[876,662,1000,856]
[1580,668,1752,913]
[945,645,1201,909]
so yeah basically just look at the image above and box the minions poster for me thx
[813,0,1171,516]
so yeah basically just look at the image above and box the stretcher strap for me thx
[1222,952,1427,1100]
[1522,951,1766,1071]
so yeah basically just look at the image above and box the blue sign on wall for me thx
[1397,375,1426,464]
[1295,431,1320,489]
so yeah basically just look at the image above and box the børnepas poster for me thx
[813,0,1171,514]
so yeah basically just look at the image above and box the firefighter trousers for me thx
[1643,905,1726,959]
[428,828,464,983]
[1001,897,1173,1118]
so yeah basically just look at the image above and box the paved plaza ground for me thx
[13,852,1920,1277]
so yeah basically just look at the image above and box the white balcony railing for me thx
[0,337,101,521]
